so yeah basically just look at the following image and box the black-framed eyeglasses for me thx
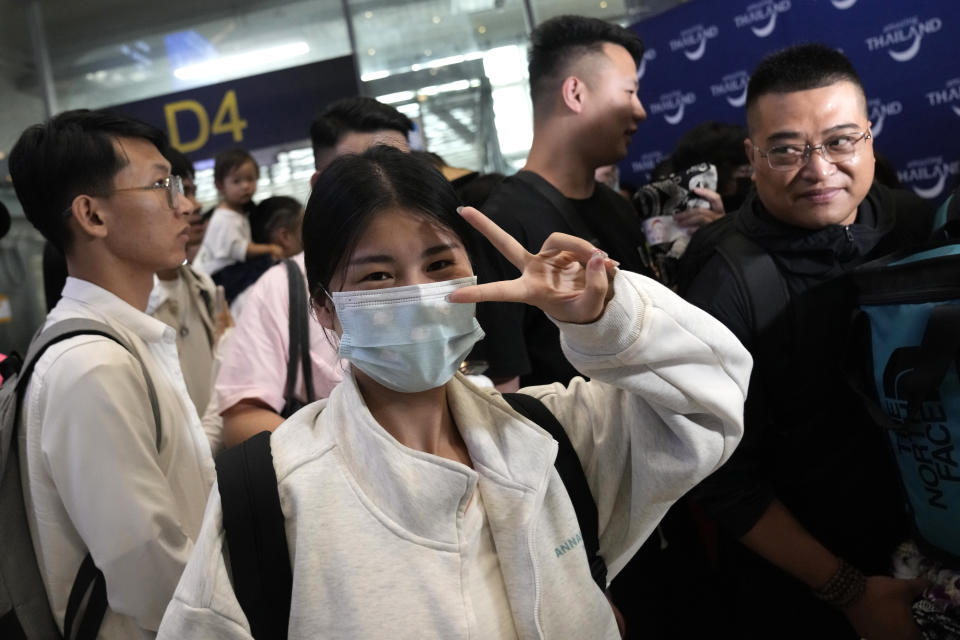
[61,175,184,217]
[754,131,872,171]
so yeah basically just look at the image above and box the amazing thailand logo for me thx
[927,78,960,119]
[898,156,960,200]
[669,24,719,61]
[711,71,749,108]
[647,90,697,125]
[631,150,666,180]
[865,16,942,62]
[734,0,792,39]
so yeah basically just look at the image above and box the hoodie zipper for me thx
[843,225,854,243]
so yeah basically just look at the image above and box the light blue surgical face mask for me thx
[331,276,485,393]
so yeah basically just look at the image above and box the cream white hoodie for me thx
[158,270,751,639]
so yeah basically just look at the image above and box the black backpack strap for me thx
[715,232,789,336]
[503,393,606,590]
[216,431,292,639]
[62,554,106,640]
[14,319,163,640]
[281,260,314,418]
[846,301,960,430]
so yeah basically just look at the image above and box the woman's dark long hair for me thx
[303,145,474,303]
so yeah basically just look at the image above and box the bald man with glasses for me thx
[684,44,935,639]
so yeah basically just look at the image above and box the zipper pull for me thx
[844,226,854,243]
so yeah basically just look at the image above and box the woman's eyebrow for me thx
[349,254,395,266]
[421,243,460,258]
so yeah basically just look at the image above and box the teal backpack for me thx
[847,195,960,564]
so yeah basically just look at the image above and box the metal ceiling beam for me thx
[24,0,57,117]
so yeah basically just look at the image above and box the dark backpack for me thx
[0,319,161,640]
[279,259,315,418]
[215,393,606,639]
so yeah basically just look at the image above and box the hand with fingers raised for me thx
[448,206,619,325]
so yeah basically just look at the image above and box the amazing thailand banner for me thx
[621,0,960,204]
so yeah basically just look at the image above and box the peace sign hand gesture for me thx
[448,206,617,325]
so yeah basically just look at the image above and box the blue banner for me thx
[622,0,960,203]
[107,56,358,161]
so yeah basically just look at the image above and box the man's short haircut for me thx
[8,109,167,253]
[309,97,413,155]
[746,43,867,127]
[213,148,258,184]
[528,15,644,109]
[162,147,195,181]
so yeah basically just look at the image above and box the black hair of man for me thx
[9,109,167,253]
[745,43,867,131]
[213,148,258,184]
[0,200,10,240]
[528,15,644,112]
[161,146,195,181]
[309,97,413,156]
[671,121,749,174]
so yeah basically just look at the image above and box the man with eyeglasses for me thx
[684,44,935,639]
[8,110,216,638]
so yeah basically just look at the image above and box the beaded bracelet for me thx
[814,559,867,608]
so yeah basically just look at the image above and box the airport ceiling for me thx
[1,0,339,80]
[2,0,675,89]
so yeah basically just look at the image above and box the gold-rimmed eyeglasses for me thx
[754,131,872,171]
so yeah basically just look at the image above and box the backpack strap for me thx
[281,260,314,417]
[15,319,162,450]
[62,554,107,640]
[715,232,790,336]
[215,431,292,640]
[846,294,960,430]
[503,393,606,591]
[12,319,163,640]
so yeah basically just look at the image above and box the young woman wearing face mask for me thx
[158,146,752,640]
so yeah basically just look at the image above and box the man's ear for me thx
[69,195,108,240]
[560,75,586,114]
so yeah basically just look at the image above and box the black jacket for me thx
[686,183,935,570]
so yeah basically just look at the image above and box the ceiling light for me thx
[361,70,391,81]
[173,42,309,81]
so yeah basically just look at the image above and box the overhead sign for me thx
[107,56,358,160]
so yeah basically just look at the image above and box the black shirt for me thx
[469,171,650,385]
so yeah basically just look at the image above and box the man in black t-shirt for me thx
[471,15,650,389]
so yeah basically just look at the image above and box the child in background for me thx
[218,196,306,317]
[193,149,283,277]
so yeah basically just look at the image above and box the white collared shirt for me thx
[19,277,216,638]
